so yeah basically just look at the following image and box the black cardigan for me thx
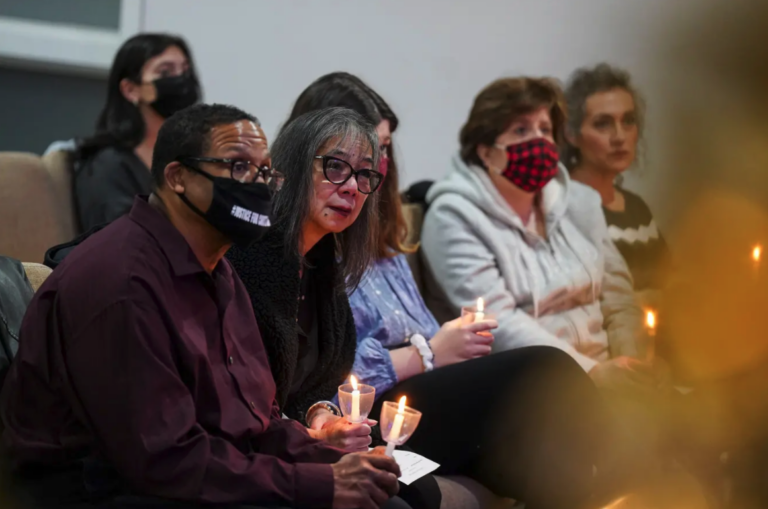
[226,229,357,423]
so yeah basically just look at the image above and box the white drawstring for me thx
[518,238,541,319]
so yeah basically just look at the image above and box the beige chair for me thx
[42,149,79,238]
[0,151,78,263]
[22,262,52,292]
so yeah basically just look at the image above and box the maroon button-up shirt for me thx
[0,197,343,508]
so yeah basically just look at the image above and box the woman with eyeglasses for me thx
[224,104,385,446]
[227,105,449,509]
[74,33,201,232]
[231,73,619,509]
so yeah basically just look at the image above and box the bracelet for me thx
[409,334,434,373]
[305,400,341,427]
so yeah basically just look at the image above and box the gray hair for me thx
[271,106,380,290]
[562,63,646,170]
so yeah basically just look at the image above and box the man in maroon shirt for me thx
[0,104,403,509]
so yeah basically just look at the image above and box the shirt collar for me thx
[128,195,231,278]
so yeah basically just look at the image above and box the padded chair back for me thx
[22,263,53,292]
[0,151,78,263]
[43,150,79,238]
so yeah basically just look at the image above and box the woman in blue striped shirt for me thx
[283,72,620,508]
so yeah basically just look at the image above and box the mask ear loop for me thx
[487,144,509,175]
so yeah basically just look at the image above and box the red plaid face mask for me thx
[494,137,560,193]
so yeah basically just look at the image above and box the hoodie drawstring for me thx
[518,241,541,319]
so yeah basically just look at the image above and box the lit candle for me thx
[350,375,360,422]
[385,396,407,456]
[645,309,657,362]
[645,309,657,337]
[475,297,485,322]
[753,245,762,277]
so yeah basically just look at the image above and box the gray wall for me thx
[0,66,106,154]
[0,0,120,29]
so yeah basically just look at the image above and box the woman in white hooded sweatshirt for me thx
[421,76,660,395]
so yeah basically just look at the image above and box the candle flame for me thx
[350,375,358,390]
[476,298,484,313]
[645,310,656,330]
[398,396,407,413]
[753,245,762,262]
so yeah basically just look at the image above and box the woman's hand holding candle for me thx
[308,410,377,452]
[429,317,498,368]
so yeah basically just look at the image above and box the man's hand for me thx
[309,410,375,452]
[589,356,657,395]
[331,451,401,509]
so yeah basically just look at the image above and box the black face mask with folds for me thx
[150,74,200,118]
[177,165,273,249]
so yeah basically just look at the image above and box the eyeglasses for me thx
[181,157,284,192]
[314,156,383,194]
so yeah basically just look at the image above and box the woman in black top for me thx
[226,108,453,509]
[74,33,201,232]
[228,90,626,507]
[563,63,670,292]
[227,106,382,427]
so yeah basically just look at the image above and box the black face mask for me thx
[150,74,200,118]
[177,165,273,248]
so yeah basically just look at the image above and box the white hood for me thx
[426,153,572,235]
[420,152,644,371]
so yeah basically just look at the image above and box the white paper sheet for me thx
[392,450,440,485]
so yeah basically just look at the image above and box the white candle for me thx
[475,297,485,322]
[645,309,657,362]
[388,396,406,442]
[753,245,762,276]
[645,310,657,337]
[350,375,360,422]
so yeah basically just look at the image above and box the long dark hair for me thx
[76,33,200,160]
[272,107,380,290]
[284,72,414,259]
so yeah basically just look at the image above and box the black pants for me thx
[101,496,413,509]
[10,494,413,509]
[373,347,608,509]
[8,470,415,509]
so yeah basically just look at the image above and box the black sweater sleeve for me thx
[226,231,356,424]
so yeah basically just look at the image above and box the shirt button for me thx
[250,401,256,409]
[394,310,400,315]
[375,290,381,295]
[228,356,234,365]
